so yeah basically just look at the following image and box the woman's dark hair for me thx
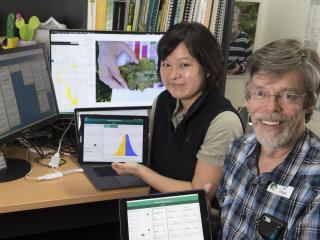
[157,22,224,90]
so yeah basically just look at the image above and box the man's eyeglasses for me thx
[249,90,306,104]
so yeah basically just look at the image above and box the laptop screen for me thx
[80,114,148,164]
[119,190,212,240]
[74,106,150,148]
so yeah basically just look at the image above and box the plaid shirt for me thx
[217,129,320,239]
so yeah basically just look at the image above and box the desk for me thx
[0,147,149,238]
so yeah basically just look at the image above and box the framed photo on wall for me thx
[305,0,320,122]
[227,0,260,75]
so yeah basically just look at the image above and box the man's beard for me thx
[253,112,305,149]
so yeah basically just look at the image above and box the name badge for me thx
[267,182,294,199]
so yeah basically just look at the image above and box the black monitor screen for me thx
[0,44,59,144]
[50,30,164,115]
[0,44,59,181]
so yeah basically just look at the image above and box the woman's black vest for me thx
[150,88,238,192]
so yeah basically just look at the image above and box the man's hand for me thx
[227,63,241,75]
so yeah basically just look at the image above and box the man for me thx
[217,39,320,239]
[227,6,253,75]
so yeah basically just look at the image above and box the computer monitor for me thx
[0,44,59,182]
[50,30,164,115]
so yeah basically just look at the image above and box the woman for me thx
[112,22,243,200]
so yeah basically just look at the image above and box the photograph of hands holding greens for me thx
[1,3,320,240]
[109,22,320,239]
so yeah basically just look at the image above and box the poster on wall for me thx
[304,0,320,122]
[227,0,260,75]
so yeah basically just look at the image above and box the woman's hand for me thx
[111,162,141,176]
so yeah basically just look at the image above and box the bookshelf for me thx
[0,0,234,94]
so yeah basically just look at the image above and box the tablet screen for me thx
[119,190,212,240]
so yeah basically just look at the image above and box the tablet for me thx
[119,189,212,240]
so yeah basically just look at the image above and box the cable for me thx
[17,137,45,158]
[34,155,67,168]
[57,119,74,154]
[25,168,39,182]
[25,147,30,163]
[25,168,84,181]
[61,168,84,175]
[49,119,74,168]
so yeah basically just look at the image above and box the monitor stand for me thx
[0,152,31,182]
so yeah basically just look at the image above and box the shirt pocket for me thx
[221,177,319,239]
[255,178,319,238]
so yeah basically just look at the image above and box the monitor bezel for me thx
[78,114,149,165]
[50,29,165,36]
[0,44,60,147]
[119,189,212,240]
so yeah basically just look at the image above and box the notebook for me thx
[78,114,149,190]
[119,189,213,240]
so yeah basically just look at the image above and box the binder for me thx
[113,0,126,30]
[182,0,193,22]
[210,0,228,44]
[106,0,114,30]
[132,0,141,31]
[87,0,96,30]
[95,0,107,30]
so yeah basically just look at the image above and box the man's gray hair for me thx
[245,39,320,122]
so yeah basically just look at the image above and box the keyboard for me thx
[93,166,118,177]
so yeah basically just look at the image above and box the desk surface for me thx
[0,147,149,214]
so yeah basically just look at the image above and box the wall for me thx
[226,0,320,136]
[225,74,246,110]
[308,118,320,136]
[254,0,311,50]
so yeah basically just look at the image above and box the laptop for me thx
[119,189,213,240]
[78,114,149,190]
[74,106,151,149]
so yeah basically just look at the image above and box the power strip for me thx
[38,172,63,180]
[35,168,84,181]
[48,153,61,168]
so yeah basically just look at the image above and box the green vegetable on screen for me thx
[120,59,160,91]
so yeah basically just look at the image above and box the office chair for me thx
[238,106,253,133]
